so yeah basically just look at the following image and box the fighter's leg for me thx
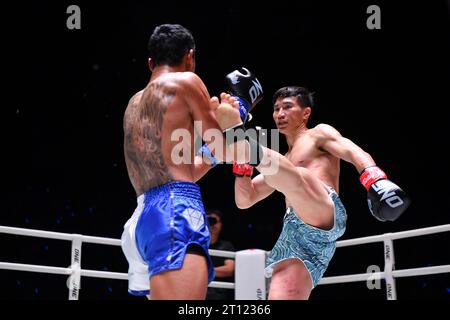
[268,258,312,300]
[257,147,334,229]
[149,250,208,300]
[213,99,333,227]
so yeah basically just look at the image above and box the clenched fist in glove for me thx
[360,166,411,222]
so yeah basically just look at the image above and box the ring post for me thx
[235,249,266,300]
[383,236,397,300]
[68,234,82,300]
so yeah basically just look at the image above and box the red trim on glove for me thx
[359,166,388,190]
[233,162,254,177]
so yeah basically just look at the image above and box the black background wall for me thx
[2,1,449,299]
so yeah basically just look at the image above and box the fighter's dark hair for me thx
[148,24,195,66]
[206,209,223,220]
[272,86,315,109]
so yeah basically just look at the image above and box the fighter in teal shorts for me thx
[265,186,347,288]
[223,85,410,299]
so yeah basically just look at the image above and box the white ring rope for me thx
[0,263,235,288]
[336,224,450,247]
[319,265,450,285]
[0,224,449,299]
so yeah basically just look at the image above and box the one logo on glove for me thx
[372,180,404,208]
[248,78,263,105]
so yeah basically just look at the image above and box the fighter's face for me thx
[273,97,309,134]
[207,214,222,234]
[207,213,222,244]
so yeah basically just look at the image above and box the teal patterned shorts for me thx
[265,188,347,288]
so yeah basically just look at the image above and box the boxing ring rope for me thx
[319,224,450,300]
[0,224,449,300]
[0,225,235,299]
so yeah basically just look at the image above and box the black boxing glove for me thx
[225,67,264,123]
[359,166,411,222]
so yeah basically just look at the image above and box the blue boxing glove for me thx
[225,67,264,123]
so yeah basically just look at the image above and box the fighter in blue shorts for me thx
[120,24,250,299]
[215,85,410,299]
[121,182,213,296]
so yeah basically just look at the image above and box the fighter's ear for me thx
[186,49,195,71]
[304,107,312,120]
[187,49,195,61]
[148,58,154,72]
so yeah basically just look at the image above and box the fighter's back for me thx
[123,72,197,196]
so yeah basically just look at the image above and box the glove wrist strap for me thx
[234,96,251,123]
[360,166,387,190]
[233,162,254,177]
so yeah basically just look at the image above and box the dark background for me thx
[2,0,449,299]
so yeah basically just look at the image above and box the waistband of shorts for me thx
[325,185,337,195]
[142,181,202,202]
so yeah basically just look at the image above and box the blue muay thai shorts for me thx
[121,181,214,296]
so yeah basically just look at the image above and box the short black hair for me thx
[148,24,195,67]
[272,86,315,109]
[206,209,222,220]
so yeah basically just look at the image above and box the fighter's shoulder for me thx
[124,91,144,117]
[162,71,204,88]
[311,123,342,139]
[128,90,144,106]
[124,90,144,128]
